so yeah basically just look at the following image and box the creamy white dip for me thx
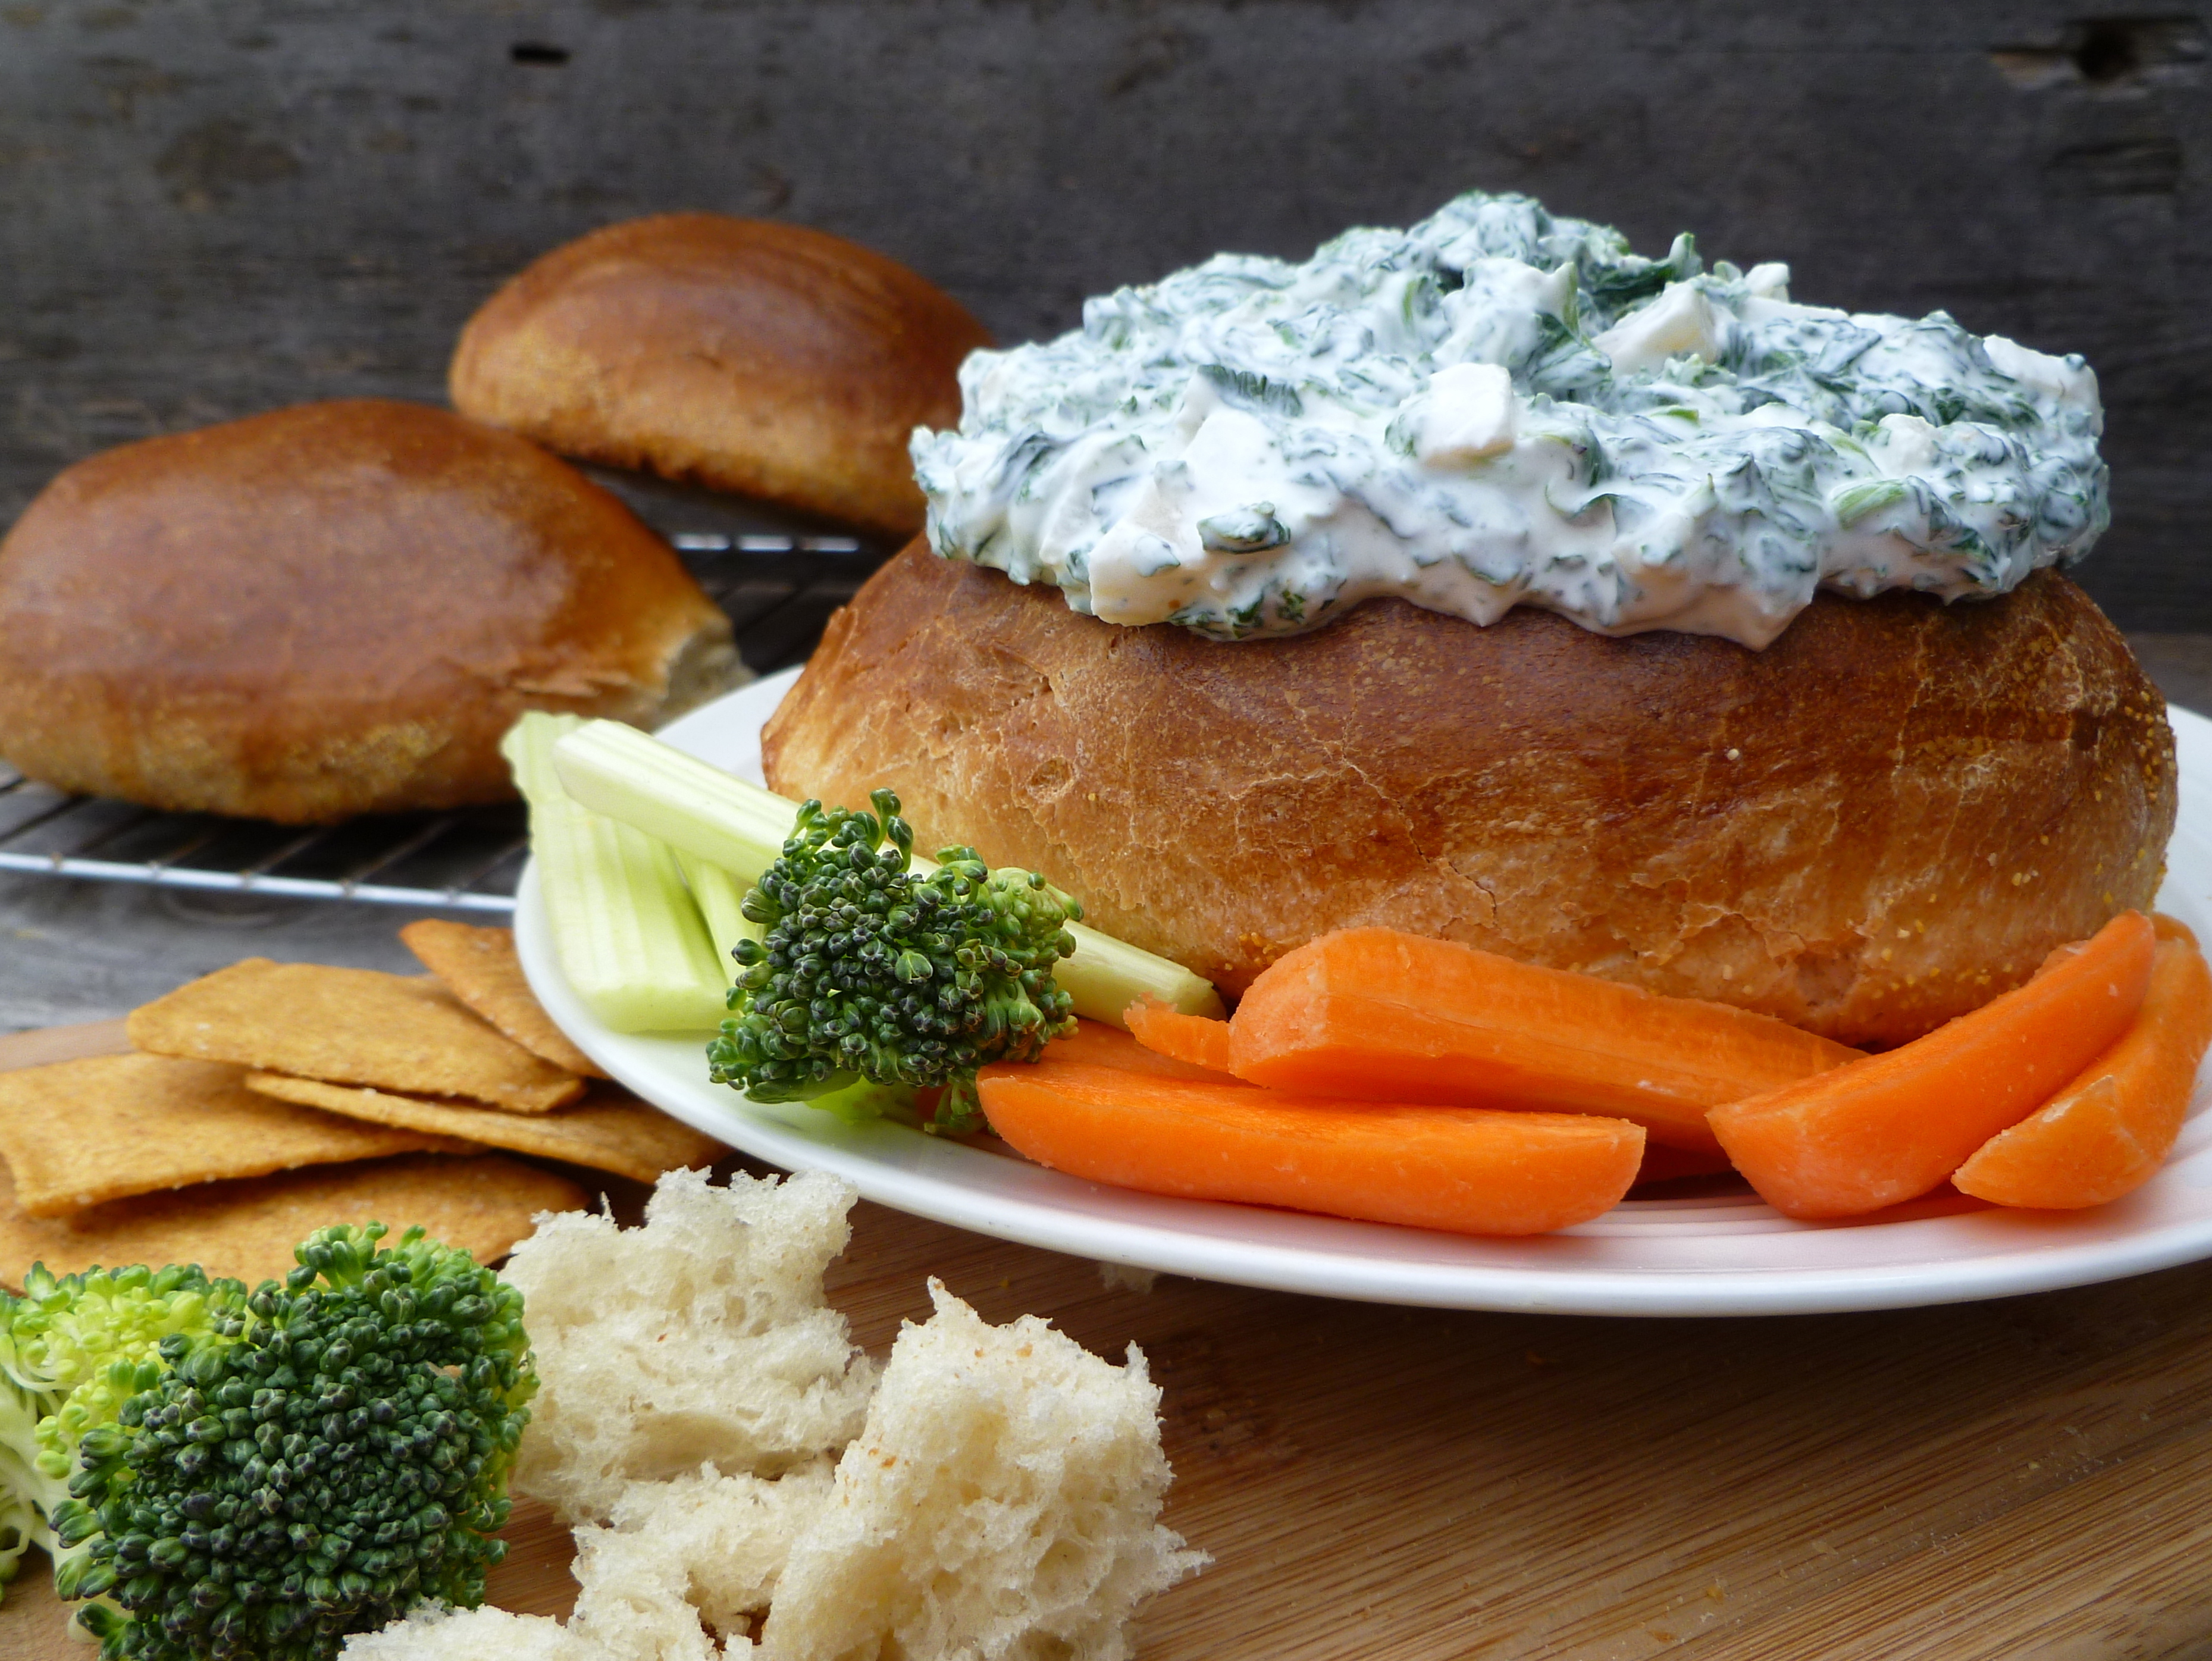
[910,193,2107,648]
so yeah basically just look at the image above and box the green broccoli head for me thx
[708,788,1081,1132]
[0,1262,253,1596]
[0,1224,534,1661]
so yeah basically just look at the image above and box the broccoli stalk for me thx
[0,1224,534,1661]
[709,789,1080,1134]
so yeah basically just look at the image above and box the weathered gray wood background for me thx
[1,1,2207,625]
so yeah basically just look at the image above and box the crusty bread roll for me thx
[0,399,743,823]
[764,544,2177,1048]
[449,214,991,537]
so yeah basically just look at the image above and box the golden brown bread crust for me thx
[0,399,742,823]
[448,213,991,537]
[763,544,2177,1047]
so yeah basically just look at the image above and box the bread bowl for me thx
[449,213,992,537]
[763,542,2173,1049]
[0,399,742,823]
[753,189,2177,1048]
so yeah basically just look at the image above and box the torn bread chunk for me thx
[759,1280,1204,1661]
[503,1168,876,1521]
[598,1461,836,1640]
[337,1602,602,1659]
[569,1526,735,1661]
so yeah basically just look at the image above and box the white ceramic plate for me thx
[516,668,2212,1316]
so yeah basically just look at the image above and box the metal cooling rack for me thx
[0,533,886,913]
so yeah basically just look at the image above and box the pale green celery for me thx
[673,848,759,988]
[503,713,729,1033]
[552,719,1227,1024]
[550,722,795,887]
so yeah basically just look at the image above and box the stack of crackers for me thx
[0,921,725,1287]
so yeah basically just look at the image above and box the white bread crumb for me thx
[337,1602,600,1659]
[759,1280,1205,1661]
[505,1168,878,1521]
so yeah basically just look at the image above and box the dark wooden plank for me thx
[0,2,2205,623]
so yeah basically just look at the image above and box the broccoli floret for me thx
[707,788,1080,1133]
[0,1224,534,1661]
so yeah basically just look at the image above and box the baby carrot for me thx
[1953,924,2212,1209]
[1710,910,2158,1218]
[1039,1017,1226,1082]
[1228,926,1860,1151]
[977,1061,1645,1237]
[1124,999,1235,1076]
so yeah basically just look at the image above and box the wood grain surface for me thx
[1,1019,2210,1659]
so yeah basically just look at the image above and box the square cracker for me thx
[0,1052,480,1218]
[0,1153,589,1291]
[246,1073,726,1186]
[400,920,606,1079]
[127,958,585,1112]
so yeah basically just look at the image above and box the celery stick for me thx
[552,721,795,887]
[1054,919,1226,1023]
[552,719,1227,1024]
[503,713,729,1033]
[673,848,759,988]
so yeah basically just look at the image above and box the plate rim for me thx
[515,674,2212,1316]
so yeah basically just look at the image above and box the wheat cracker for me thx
[127,958,584,1112]
[0,1052,479,1218]
[400,920,607,1079]
[247,1073,725,1186]
[0,1153,588,1290]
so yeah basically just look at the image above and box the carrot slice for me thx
[1227,927,1859,1151]
[977,1060,1644,1236]
[1709,910,2158,1219]
[1953,932,2212,1209]
[1125,999,1235,1076]
[1039,1017,1225,1082]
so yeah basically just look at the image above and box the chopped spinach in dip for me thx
[910,192,2106,648]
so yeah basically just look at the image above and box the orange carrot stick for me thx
[1125,999,1235,1076]
[1227,927,1859,1152]
[1709,910,2158,1219]
[1038,1017,1228,1082]
[977,1061,1644,1236]
[1953,931,2212,1209]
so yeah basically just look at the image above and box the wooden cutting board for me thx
[2,1020,2211,1659]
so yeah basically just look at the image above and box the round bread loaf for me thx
[448,213,992,537]
[763,544,2176,1047]
[0,399,743,823]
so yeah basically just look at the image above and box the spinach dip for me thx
[910,192,2106,648]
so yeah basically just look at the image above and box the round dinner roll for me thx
[763,544,2176,1048]
[449,213,992,537]
[0,399,744,824]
